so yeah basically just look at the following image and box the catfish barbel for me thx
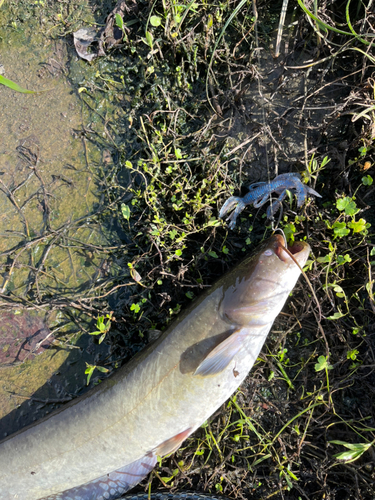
[0,235,310,500]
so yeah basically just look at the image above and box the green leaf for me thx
[0,74,37,94]
[207,14,213,29]
[297,0,352,35]
[348,218,369,234]
[208,251,218,258]
[115,13,124,30]
[303,259,314,272]
[317,255,331,264]
[337,254,352,265]
[96,365,109,374]
[334,450,362,461]
[321,156,331,168]
[286,468,298,481]
[150,15,162,27]
[85,363,96,385]
[195,448,205,456]
[332,284,344,294]
[206,218,221,227]
[130,303,140,313]
[362,175,373,186]
[175,249,182,257]
[121,203,131,220]
[145,31,154,48]
[186,291,194,299]
[336,197,359,216]
[327,310,346,320]
[330,440,373,463]
[283,223,296,243]
[169,229,178,240]
[330,440,371,450]
[332,221,350,239]
[174,148,182,159]
[347,349,359,361]
[314,355,333,372]
[283,471,293,491]
[160,475,173,483]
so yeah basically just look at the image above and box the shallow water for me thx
[0,4,128,435]
[0,31,114,293]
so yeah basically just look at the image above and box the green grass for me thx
[0,74,36,93]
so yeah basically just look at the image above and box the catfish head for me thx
[220,234,310,327]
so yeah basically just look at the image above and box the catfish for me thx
[0,235,310,500]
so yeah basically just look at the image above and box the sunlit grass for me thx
[0,74,36,93]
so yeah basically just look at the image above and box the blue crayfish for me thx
[219,172,321,229]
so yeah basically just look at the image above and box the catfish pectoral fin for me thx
[41,453,157,500]
[194,329,245,377]
[154,427,193,456]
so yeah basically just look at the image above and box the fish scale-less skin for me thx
[0,236,310,500]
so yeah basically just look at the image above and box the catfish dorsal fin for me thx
[194,329,246,377]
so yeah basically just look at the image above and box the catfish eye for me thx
[264,249,273,256]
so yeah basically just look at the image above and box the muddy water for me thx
[0,36,109,292]
[0,9,127,436]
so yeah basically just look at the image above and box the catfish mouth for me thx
[288,241,307,255]
[273,234,309,264]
